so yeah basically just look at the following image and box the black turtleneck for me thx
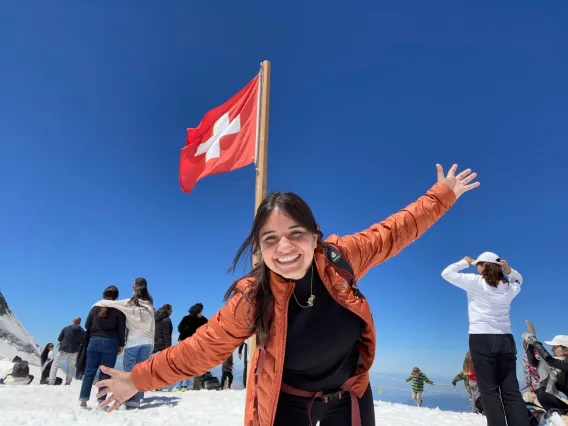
[282,264,365,392]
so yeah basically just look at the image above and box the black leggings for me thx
[274,384,375,426]
[221,372,233,389]
[535,388,568,412]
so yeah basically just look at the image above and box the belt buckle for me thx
[322,390,343,403]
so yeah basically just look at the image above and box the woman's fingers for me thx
[456,168,472,180]
[460,172,477,184]
[96,387,111,399]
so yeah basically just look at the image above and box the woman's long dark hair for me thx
[480,262,509,287]
[223,191,326,346]
[40,343,53,366]
[128,277,153,310]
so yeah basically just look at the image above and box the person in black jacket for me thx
[177,303,208,341]
[153,304,173,354]
[173,303,208,391]
[48,317,85,385]
[79,286,126,408]
[523,333,568,412]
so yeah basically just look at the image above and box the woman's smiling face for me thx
[259,209,317,280]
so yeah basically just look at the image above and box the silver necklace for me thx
[292,265,315,308]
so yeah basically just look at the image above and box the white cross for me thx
[194,112,241,162]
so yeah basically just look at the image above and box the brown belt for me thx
[281,379,361,426]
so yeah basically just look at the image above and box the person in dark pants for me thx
[175,303,208,391]
[238,341,248,388]
[442,252,530,426]
[220,354,234,389]
[79,286,126,409]
[49,317,85,385]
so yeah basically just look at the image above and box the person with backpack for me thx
[441,253,529,426]
[95,164,479,426]
[405,367,435,407]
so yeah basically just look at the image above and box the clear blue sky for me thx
[1,1,567,377]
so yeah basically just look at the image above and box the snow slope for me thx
[0,291,41,364]
[0,369,487,426]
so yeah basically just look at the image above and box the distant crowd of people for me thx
[5,278,244,411]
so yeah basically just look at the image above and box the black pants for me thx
[470,334,530,426]
[535,388,568,412]
[221,371,233,389]
[274,384,375,426]
[40,362,52,384]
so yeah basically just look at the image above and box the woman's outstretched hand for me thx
[436,164,480,199]
[95,366,139,413]
[464,256,475,265]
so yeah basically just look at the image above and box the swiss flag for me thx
[180,75,260,193]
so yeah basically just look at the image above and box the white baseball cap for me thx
[472,252,501,265]
[544,335,568,347]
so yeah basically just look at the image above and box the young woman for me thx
[97,164,479,425]
[441,253,529,426]
[95,278,154,409]
[79,285,126,408]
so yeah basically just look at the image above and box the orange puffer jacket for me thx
[132,182,456,425]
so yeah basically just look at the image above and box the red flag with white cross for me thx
[180,75,260,193]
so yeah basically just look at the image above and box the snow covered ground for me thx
[0,306,487,425]
[1,364,487,426]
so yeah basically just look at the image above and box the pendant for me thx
[307,295,315,307]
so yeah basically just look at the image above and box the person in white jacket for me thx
[94,277,155,409]
[441,252,529,426]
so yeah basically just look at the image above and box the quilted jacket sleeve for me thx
[328,182,456,281]
[131,290,254,391]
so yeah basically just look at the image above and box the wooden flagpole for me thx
[248,60,271,383]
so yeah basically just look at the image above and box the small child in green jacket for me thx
[406,367,436,407]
